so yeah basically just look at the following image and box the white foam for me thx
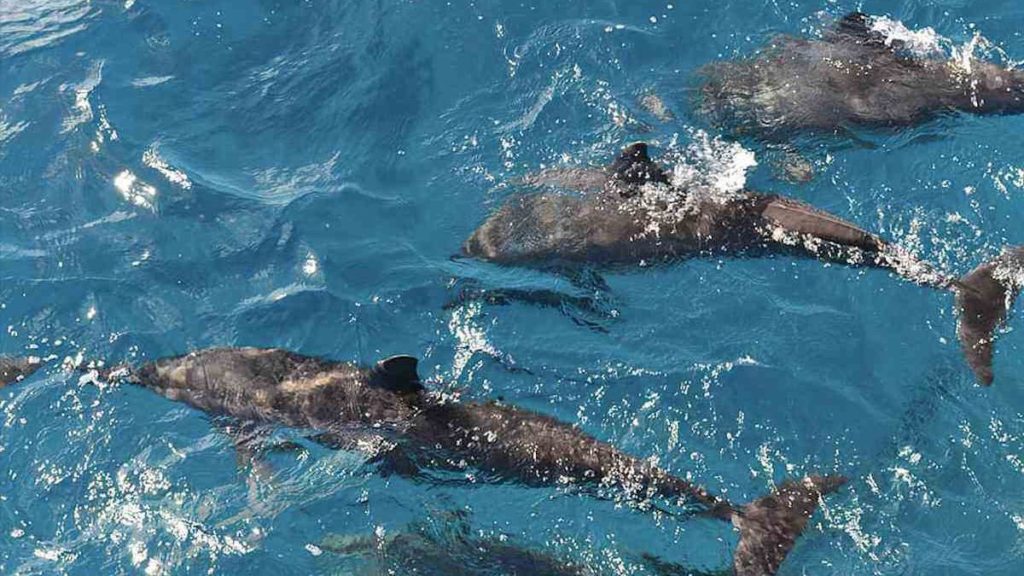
[113,170,157,211]
[869,16,946,58]
[131,75,174,88]
[142,146,192,190]
[61,60,104,134]
[623,130,757,238]
[667,129,757,196]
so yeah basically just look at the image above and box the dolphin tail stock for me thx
[727,475,847,576]
[955,246,1024,385]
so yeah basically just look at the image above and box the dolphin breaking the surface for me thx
[0,348,844,575]
[462,143,1024,385]
[695,12,1024,139]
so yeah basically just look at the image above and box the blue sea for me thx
[3,1,1024,574]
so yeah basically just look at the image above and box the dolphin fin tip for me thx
[371,355,424,395]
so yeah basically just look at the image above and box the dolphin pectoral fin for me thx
[447,273,619,333]
[731,475,846,576]
[955,246,1024,385]
[308,432,421,478]
[760,196,885,253]
[372,445,421,479]
[208,419,283,479]
[211,419,308,474]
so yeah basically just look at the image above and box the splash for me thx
[869,16,945,58]
[113,170,158,211]
[867,15,1017,77]
[666,129,757,196]
[142,147,192,190]
[446,300,497,381]
[623,130,757,237]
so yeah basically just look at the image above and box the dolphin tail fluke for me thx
[956,246,1024,385]
[0,356,42,388]
[730,475,846,576]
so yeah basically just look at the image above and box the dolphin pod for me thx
[0,348,844,576]
[463,143,1024,385]
[4,10,1023,576]
[696,12,1024,140]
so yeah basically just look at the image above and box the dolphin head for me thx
[971,62,1024,114]
[463,194,585,265]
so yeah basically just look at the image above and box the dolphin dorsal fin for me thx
[369,355,424,395]
[608,142,669,193]
[830,12,894,51]
[833,12,874,38]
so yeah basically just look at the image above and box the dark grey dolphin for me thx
[0,347,843,575]
[462,143,1024,385]
[696,12,1024,139]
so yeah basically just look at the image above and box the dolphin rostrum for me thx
[696,12,1024,140]
[462,143,1024,385]
[0,348,845,575]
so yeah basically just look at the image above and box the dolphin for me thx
[321,510,735,576]
[2,347,845,575]
[319,511,598,576]
[695,12,1024,140]
[461,143,1024,385]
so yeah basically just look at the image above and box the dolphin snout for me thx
[462,225,497,261]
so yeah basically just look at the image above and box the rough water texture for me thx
[3,2,1024,575]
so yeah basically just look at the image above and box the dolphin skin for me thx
[0,348,844,575]
[462,143,1024,385]
[696,12,1024,139]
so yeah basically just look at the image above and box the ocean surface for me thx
[3,1,1024,574]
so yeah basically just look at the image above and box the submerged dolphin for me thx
[321,510,732,576]
[462,143,1024,385]
[320,512,597,576]
[696,12,1024,139]
[0,348,844,575]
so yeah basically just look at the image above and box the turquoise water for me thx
[3,1,1024,574]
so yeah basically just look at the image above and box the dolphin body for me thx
[462,143,1024,385]
[0,347,845,575]
[696,12,1024,140]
